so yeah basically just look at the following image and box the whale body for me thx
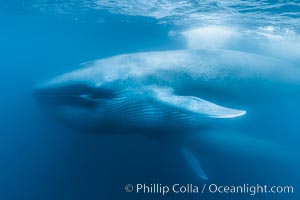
[33,49,300,180]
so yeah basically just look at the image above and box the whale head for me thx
[33,65,132,133]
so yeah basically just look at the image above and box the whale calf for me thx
[33,49,300,180]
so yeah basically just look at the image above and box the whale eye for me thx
[81,87,115,100]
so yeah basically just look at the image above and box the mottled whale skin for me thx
[33,49,300,180]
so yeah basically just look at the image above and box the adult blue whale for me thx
[33,49,300,180]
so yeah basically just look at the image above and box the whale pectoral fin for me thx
[181,147,208,180]
[153,88,246,118]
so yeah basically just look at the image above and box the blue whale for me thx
[33,49,300,180]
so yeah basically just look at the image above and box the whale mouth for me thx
[33,83,114,108]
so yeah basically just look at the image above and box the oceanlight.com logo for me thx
[124,183,294,196]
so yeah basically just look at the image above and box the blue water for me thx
[0,0,299,199]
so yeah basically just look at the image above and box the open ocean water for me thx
[0,0,299,199]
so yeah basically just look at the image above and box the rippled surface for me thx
[30,0,300,29]
[25,0,300,63]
